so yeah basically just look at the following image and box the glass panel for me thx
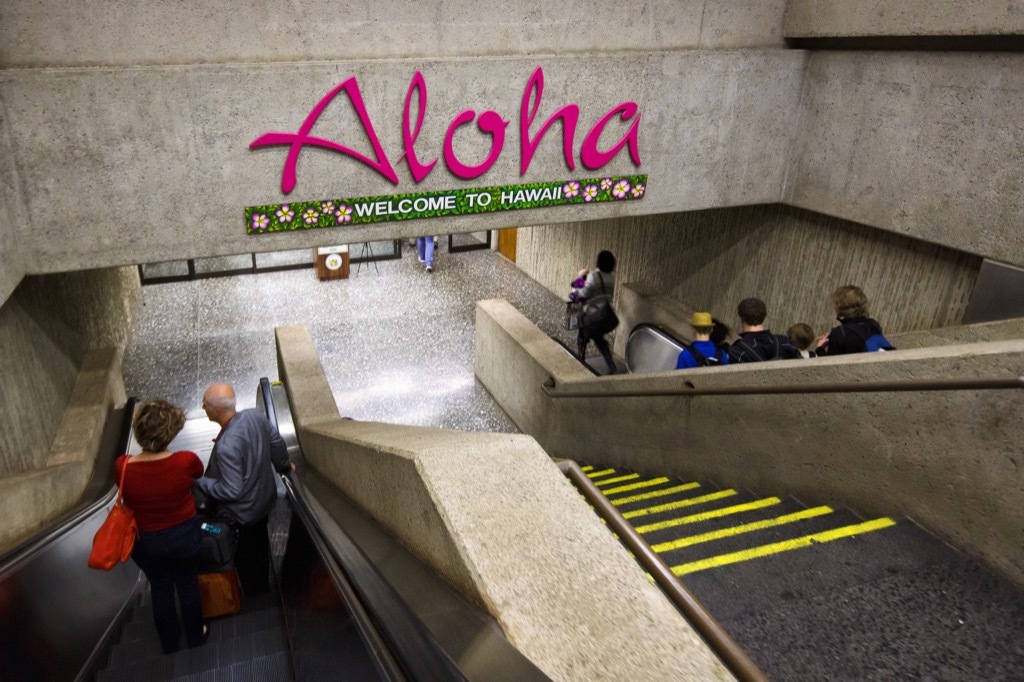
[255,248,313,269]
[350,240,398,260]
[449,231,491,252]
[193,254,254,275]
[140,260,190,280]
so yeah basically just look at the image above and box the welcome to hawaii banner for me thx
[245,174,646,234]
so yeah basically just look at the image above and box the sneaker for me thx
[425,265,433,273]
[417,256,425,263]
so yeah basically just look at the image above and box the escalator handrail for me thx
[0,397,139,577]
[543,373,1024,398]
[549,335,600,376]
[557,458,769,682]
[261,380,468,682]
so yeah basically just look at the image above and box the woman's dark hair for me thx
[133,400,186,453]
[710,318,730,347]
[596,250,616,273]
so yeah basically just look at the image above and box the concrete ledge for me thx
[475,298,1024,587]
[276,323,731,681]
[784,0,1024,38]
[0,462,94,550]
[891,317,1024,349]
[0,347,125,552]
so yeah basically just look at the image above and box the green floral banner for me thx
[245,174,647,234]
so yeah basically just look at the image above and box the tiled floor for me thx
[122,244,572,433]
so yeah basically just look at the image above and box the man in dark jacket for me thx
[727,298,801,363]
[197,383,293,594]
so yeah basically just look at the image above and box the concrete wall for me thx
[786,51,1024,268]
[0,48,804,290]
[475,298,1024,587]
[517,205,980,339]
[0,0,787,68]
[785,0,1024,37]
[0,267,138,476]
[275,324,732,681]
[0,347,126,550]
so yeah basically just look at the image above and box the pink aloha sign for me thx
[250,67,642,193]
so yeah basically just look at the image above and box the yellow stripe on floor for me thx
[594,473,642,487]
[585,467,615,479]
[610,482,701,506]
[622,490,738,519]
[651,506,833,552]
[602,477,671,495]
[581,465,594,472]
[634,497,781,534]
[671,517,897,576]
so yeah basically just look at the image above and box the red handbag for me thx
[88,457,138,570]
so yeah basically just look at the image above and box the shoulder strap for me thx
[117,456,130,502]
[598,272,607,294]
[684,343,708,366]
[736,338,765,362]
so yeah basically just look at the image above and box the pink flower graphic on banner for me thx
[612,179,631,198]
[275,205,294,223]
[563,181,581,198]
[251,213,269,231]
[631,183,646,198]
[302,208,320,225]
[600,178,613,191]
[321,201,336,214]
[583,184,598,202]
[335,205,353,223]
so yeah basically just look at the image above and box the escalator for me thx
[574,463,1024,680]
[0,381,548,682]
[624,323,689,374]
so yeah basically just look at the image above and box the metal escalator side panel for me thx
[625,323,686,374]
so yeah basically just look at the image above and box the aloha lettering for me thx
[251,67,642,193]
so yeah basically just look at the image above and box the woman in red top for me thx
[115,400,206,654]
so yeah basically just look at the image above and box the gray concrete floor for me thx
[123,244,573,432]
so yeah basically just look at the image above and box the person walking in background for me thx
[115,400,206,654]
[814,285,894,355]
[196,383,293,595]
[416,235,435,273]
[728,297,802,363]
[787,323,817,358]
[570,249,619,374]
[676,312,729,368]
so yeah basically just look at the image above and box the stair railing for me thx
[557,459,769,682]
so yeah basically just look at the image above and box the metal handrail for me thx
[557,459,768,682]
[543,374,1024,399]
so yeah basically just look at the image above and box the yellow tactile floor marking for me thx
[671,517,897,575]
[634,497,781,534]
[601,477,671,495]
[622,490,738,519]
[650,506,833,552]
[608,482,701,506]
[593,473,641,487]
[581,465,594,472]
[585,468,615,479]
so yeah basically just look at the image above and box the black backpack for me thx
[684,343,725,367]
[732,335,800,362]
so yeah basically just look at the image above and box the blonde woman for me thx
[114,400,206,654]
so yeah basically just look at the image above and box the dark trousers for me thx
[235,515,271,595]
[132,516,204,653]
[578,329,616,373]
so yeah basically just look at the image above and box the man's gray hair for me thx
[207,393,236,411]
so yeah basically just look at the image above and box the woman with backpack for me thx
[814,285,894,355]
[570,250,619,374]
